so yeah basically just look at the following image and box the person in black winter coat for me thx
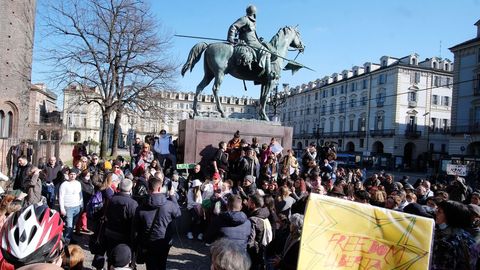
[13,156,32,190]
[132,176,149,206]
[105,179,138,255]
[205,194,251,250]
[135,176,181,270]
[238,175,257,201]
[247,194,271,270]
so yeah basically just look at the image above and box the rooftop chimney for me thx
[476,19,480,38]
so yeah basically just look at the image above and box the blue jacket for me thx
[206,210,251,250]
[135,193,181,243]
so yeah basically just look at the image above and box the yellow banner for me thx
[298,194,434,270]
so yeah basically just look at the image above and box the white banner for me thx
[446,164,468,176]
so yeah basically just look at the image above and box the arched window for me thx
[4,111,13,138]
[74,131,81,142]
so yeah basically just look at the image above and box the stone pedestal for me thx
[177,118,292,166]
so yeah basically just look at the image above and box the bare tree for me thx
[42,0,176,158]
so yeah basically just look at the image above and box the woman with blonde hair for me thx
[281,150,299,178]
[276,186,296,217]
[137,143,154,167]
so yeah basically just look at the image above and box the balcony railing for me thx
[451,124,480,135]
[344,131,365,137]
[408,100,417,108]
[405,129,421,139]
[294,130,370,139]
[370,129,395,137]
[429,127,450,134]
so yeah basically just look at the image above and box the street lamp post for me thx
[423,112,431,171]
[127,114,138,144]
[267,83,288,122]
[88,136,92,154]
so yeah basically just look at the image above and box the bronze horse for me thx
[181,26,305,121]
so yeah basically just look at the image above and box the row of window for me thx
[432,95,450,106]
[286,93,450,119]
[293,117,372,134]
[166,93,251,105]
[290,78,373,105]
[407,92,450,107]
[430,118,449,130]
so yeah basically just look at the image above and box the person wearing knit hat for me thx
[108,244,131,269]
[104,160,112,171]
[212,172,221,180]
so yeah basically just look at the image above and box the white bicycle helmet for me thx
[0,203,64,267]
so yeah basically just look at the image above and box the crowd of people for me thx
[0,129,479,270]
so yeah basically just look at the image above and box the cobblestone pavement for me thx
[74,225,211,270]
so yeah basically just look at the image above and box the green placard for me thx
[176,163,196,170]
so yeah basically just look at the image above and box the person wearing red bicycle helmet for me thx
[0,203,64,268]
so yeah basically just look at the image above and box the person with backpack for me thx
[247,193,272,270]
[135,176,181,270]
[205,194,251,249]
[132,176,149,207]
[89,172,115,270]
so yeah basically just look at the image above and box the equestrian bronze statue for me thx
[181,6,305,121]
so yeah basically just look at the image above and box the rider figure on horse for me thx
[227,5,277,80]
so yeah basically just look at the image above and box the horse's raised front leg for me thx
[193,74,214,118]
[212,73,226,118]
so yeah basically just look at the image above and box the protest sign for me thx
[446,164,468,176]
[298,194,434,269]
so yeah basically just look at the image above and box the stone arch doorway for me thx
[372,141,384,154]
[467,142,480,156]
[51,130,61,141]
[404,142,416,169]
[346,141,355,152]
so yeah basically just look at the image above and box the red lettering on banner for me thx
[368,240,389,256]
[327,233,347,250]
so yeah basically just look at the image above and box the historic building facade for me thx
[449,19,480,157]
[281,54,453,170]
[29,83,62,141]
[0,0,37,139]
[63,85,258,146]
